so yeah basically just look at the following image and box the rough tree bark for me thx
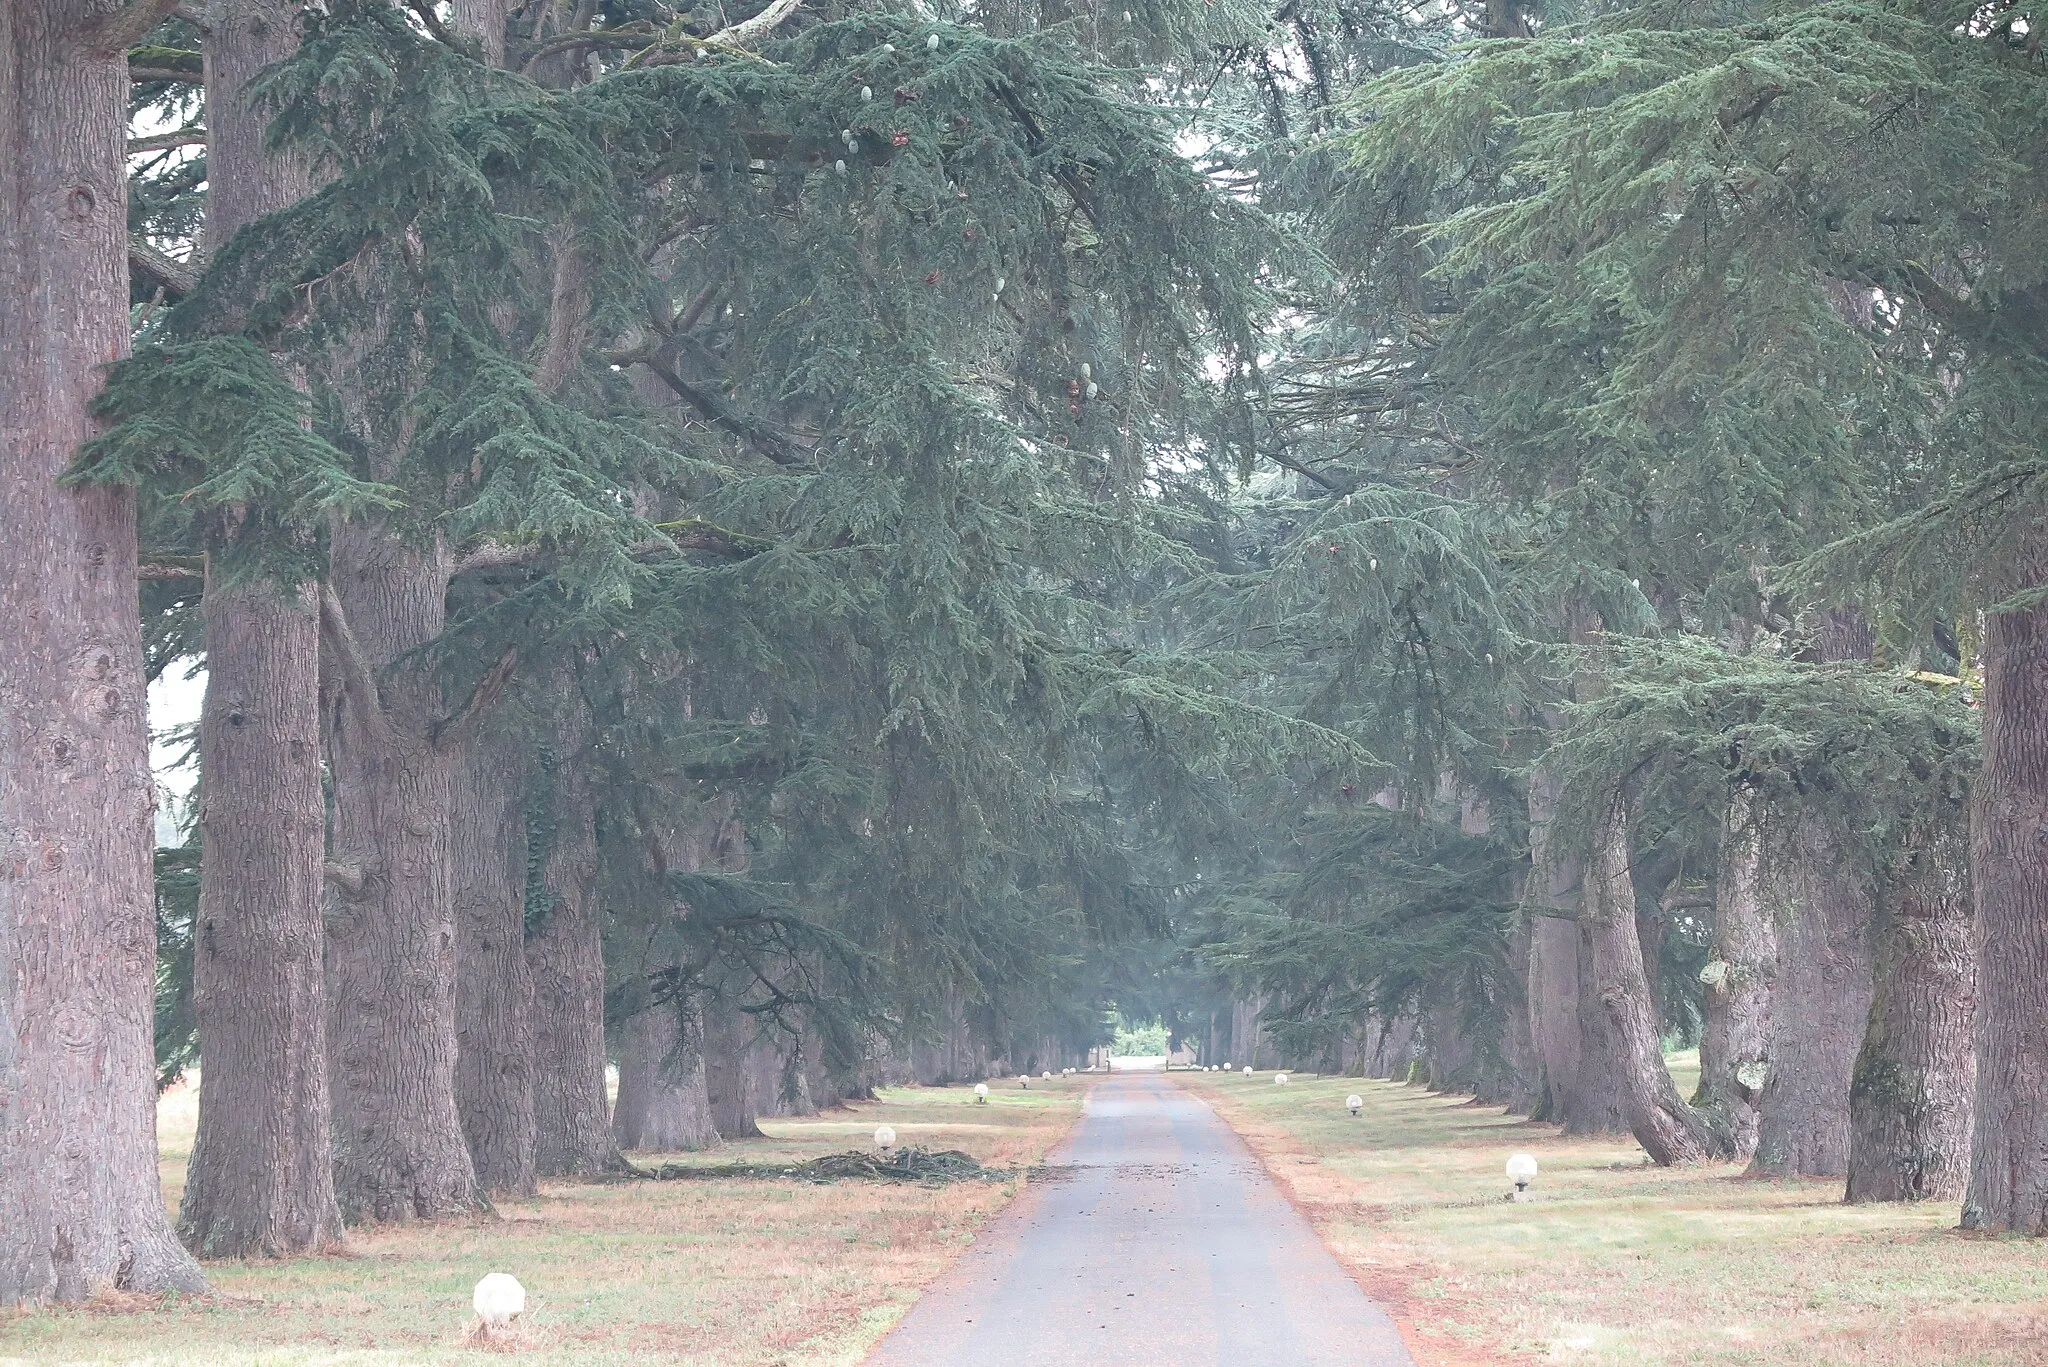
[614,995,719,1152]
[321,526,484,1221]
[1964,534,2048,1233]
[704,998,763,1139]
[1849,821,1975,1202]
[1584,793,1728,1164]
[178,0,347,1261]
[1750,813,1875,1179]
[452,731,536,1195]
[1526,761,1630,1131]
[1692,792,1776,1164]
[528,680,622,1177]
[0,0,209,1302]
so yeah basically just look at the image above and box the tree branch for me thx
[318,584,394,744]
[432,646,521,752]
[84,0,183,55]
[129,236,201,299]
[403,0,463,48]
[709,0,803,49]
[638,351,811,467]
[130,126,207,154]
[535,234,589,397]
[140,560,206,580]
[324,859,367,896]
[517,26,657,71]
[452,540,544,575]
[130,63,204,83]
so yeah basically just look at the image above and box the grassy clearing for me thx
[1182,1068,2048,1367]
[1,1076,1084,1367]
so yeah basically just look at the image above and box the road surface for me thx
[864,1071,1417,1367]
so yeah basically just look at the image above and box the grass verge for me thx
[1180,1067,2048,1367]
[0,1076,1083,1367]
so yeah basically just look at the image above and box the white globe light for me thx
[1346,1094,1363,1115]
[473,1272,525,1331]
[874,1124,897,1150]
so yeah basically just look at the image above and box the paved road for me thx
[864,1072,1417,1367]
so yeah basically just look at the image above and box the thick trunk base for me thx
[181,580,344,1258]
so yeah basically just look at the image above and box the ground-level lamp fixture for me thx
[1507,1153,1538,1202]
[1347,1094,1363,1116]
[473,1273,525,1339]
[875,1124,897,1151]
[974,1083,989,1104]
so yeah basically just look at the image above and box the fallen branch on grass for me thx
[645,1146,1002,1186]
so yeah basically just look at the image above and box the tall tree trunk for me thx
[1964,541,2048,1233]
[614,995,718,1152]
[1527,761,1630,1131]
[1584,794,1728,1164]
[1751,813,1875,1179]
[178,0,345,1261]
[1692,792,1775,1164]
[452,733,535,1196]
[321,525,482,1220]
[528,685,620,1177]
[1850,822,1975,1202]
[704,999,763,1139]
[0,0,208,1302]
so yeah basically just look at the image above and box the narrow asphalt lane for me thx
[863,1072,1417,1367]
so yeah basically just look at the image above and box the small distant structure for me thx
[875,1124,897,1151]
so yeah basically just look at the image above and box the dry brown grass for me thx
[1183,1068,2048,1367]
[0,1075,1084,1367]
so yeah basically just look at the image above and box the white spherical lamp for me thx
[473,1272,525,1332]
[1506,1152,1539,1201]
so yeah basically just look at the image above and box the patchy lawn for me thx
[1,1076,1083,1367]
[1180,1068,2048,1367]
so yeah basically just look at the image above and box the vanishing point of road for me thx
[864,1071,1418,1367]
